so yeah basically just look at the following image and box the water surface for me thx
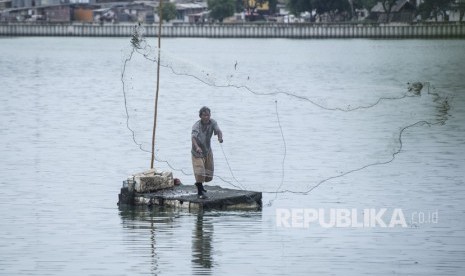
[1,37,464,275]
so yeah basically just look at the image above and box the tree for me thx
[313,0,351,16]
[352,0,377,20]
[208,0,236,22]
[287,0,351,21]
[287,0,313,15]
[352,0,377,11]
[268,0,278,14]
[379,0,397,23]
[236,0,245,13]
[418,0,454,21]
[457,0,465,22]
[158,2,178,22]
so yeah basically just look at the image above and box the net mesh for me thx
[121,25,452,202]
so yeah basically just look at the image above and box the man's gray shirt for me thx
[191,119,221,158]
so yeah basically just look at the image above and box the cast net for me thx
[121,25,451,203]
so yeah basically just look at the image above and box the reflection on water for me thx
[192,212,213,272]
[118,205,264,275]
[119,206,162,274]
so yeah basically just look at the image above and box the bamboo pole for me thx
[151,0,163,169]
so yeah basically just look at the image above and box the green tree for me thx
[419,0,454,21]
[268,0,278,13]
[158,2,178,22]
[351,0,377,19]
[236,0,245,13]
[313,0,351,15]
[352,0,377,10]
[208,0,236,22]
[456,0,465,22]
[287,0,351,21]
[378,0,397,23]
[287,0,313,15]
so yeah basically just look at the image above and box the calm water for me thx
[1,37,465,275]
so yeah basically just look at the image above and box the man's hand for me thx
[196,146,203,154]
[218,137,223,143]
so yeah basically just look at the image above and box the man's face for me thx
[200,111,211,124]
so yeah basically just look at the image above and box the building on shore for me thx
[175,2,207,23]
[1,0,464,23]
[370,0,417,23]
[0,0,209,23]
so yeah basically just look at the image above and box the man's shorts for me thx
[192,151,214,183]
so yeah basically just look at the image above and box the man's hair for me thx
[199,106,211,117]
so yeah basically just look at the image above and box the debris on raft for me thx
[118,169,262,211]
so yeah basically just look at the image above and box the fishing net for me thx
[121,25,451,201]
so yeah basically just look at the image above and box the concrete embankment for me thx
[1,23,464,38]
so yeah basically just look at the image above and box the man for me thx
[191,106,223,199]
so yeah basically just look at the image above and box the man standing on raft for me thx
[191,106,223,199]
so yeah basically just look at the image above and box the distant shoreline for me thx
[1,22,464,38]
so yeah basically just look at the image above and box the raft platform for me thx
[118,182,262,211]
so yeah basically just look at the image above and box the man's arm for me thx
[192,137,202,153]
[213,120,223,143]
[217,130,223,143]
